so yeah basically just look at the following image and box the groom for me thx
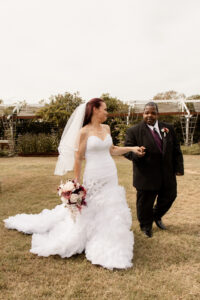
[124,102,184,237]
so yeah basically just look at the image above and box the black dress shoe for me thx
[141,227,153,238]
[155,219,166,230]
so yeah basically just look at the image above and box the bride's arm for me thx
[104,125,145,157]
[74,129,88,183]
[110,145,145,156]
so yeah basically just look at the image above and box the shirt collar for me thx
[147,120,162,139]
[147,120,159,131]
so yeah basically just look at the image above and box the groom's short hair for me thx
[144,102,159,113]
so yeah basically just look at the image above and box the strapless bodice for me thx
[83,134,117,182]
[85,134,112,158]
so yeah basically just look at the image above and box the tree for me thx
[100,93,129,145]
[153,90,186,100]
[187,94,200,100]
[38,99,46,105]
[36,92,83,129]
[101,93,129,113]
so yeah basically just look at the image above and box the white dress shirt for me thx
[147,120,162,139]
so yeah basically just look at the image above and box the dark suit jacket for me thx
[124,121,184,191]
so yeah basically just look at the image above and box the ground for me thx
[0,156,199,300]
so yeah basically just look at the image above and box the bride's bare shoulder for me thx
[79,126,90,138]
[102,124,110,133]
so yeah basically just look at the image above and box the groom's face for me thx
[143,105,158,126]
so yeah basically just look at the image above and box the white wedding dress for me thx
[4,134,134,270]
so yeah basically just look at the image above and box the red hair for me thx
[83,98,104,126]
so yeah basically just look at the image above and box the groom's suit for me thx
[124,120,184,228]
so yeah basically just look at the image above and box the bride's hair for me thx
[83,98,104,126]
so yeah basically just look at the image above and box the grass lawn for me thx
[0,156,200,300]
[181,143,200,155]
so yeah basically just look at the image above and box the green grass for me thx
[181,143,200,155]
[0,156,200,300]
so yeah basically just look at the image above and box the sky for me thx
[0,0,200,105]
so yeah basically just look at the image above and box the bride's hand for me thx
[132,146,146,157]
[74,178,80,184]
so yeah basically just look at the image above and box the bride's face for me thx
[93,102,108,123]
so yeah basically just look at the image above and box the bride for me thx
[4,98,144,270]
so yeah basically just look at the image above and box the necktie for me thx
[151,128,163,153]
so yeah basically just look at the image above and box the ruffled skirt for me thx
[4,178,134,270]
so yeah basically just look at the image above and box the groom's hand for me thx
[137,146,146,157]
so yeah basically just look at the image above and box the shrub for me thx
[17,133,59,154]
[16,120,59,137]
[0,150,9,157]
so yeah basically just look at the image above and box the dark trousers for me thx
[136,186,177,229]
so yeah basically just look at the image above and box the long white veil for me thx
[54,103,86,176]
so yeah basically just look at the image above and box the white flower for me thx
[63,181,75,192]
[61,196,68,205]
[58,189,62,197]
[76,182,80,188]
[70,193,79,203]
[161,127,169,138]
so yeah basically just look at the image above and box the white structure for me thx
[0,100,199,151]
[128,99,200,146]
[0,103,43,155]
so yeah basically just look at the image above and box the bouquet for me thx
[57,180,87,222]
